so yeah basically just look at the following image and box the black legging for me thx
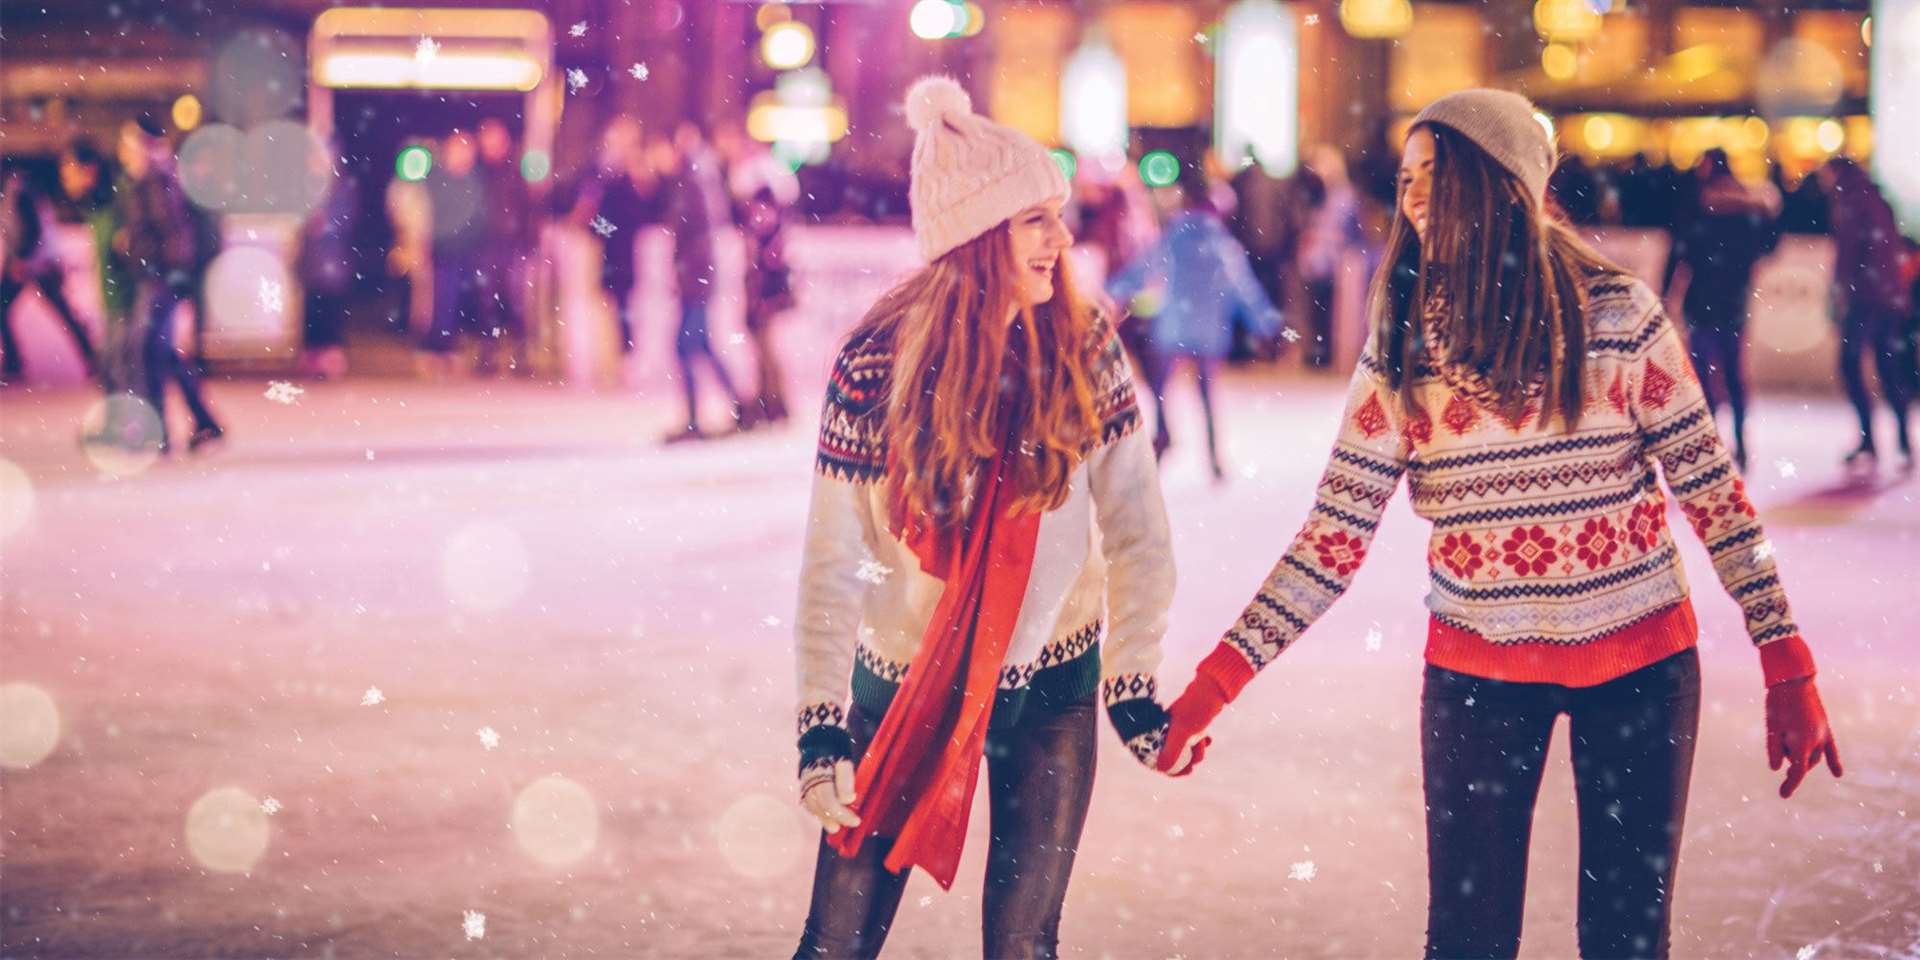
[1685,323,1748,463]
[795,694,1098,960]
[1422,650,1700,960]
[1837,301,1915,456]
[1,265,98,380]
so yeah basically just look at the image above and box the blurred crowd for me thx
[5,114,1919,463]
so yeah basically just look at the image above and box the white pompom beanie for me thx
[904,75,1069,263]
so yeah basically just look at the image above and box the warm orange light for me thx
[1339,0,1413,39]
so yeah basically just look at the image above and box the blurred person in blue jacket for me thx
[1108,163,1283,480]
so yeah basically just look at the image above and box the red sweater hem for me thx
[1425,602,1701,688]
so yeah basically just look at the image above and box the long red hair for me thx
[848,225,1103,526]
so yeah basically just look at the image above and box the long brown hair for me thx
[1370,123,1618,429]
[849,224,1103,526]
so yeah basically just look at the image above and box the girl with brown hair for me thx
[1157,90,1841,958]
[791,77,1193,958]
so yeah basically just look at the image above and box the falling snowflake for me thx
[415,36,440,65]
[264,380,304,405]
[1280,326,1302,344]
[1796,946,1816,960]
[1873,861,1884,873]
[855,557,893,585]
[589,215,617,238]
[917,895,933,908]
[360,686,385,706]
[1241,463,1259,480]
[1775,458,1797,479]
[1364,625,1383,652]
[1167,823,1185,839]
[568,20,588,38]
[566,68,589,92]
[260,797,282,815]
[629,62,650,81]
[764,615,782,627]
[463,910,486,941]
[1754,540,1777,562]
[477,726,500,751]
[258,277,284,314]
[728,333,747,346]
[1464,695,1476,707]
[1304,12,1321,25]
[1192,31,1208,44]
[1288,860,1317,882]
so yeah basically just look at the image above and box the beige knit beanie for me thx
[1411,89,1557,204]
[904,75,1070,263]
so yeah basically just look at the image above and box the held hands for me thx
[1765,677,1843,799]
[1154,672,1231,776]
[799,757,862,833]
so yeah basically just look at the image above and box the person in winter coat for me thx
[115,115,224,454]
[1659,148,1782,471]
[792,76,1189,959]
[1,163,99,384]
[1106,165,1283,479]
[662,123,748,443]
[730,145,801,426]
[1820,157,1914,471]
[1157,91,1841,960]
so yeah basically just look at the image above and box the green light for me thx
[396,145,433,182]
[519,149,552,183]
[1139,150,1179,188]
[1050,148,1077,182]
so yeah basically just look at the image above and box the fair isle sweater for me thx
[794,317,1177,770]
[1198,272,1815,699]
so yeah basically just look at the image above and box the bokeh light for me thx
[0,458,33,543]
[712,794,810,880]
[178,123,247,211]
[243,120,333,216]
[755,3,792,32]
[1816,118,1845,153]
[0,683,60,769]
[186,787,272,873]
[519,149,552,183]
[1139,150,1180,187]
[170,94,203,133]
[511,776,599,866]
[440,522,530,613]
[209,28,303,127]
[79,394,165,476]
[1050,148,1077,182]
[909,0,957,40]
[396,144,433,182]
[1541,43,1577,81]
[761,21,815,70]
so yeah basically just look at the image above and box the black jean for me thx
[1139,348,1220,471]
[1837,302,1915,455]
[1422,650,1700,960]
[1685,322,1748,461]
[795,695,1098,960]
[139,281,220,446]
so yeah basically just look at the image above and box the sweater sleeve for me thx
[793,347,888,769]
[1198,350,1413,698]
[1627,301,1813,686]
[1083,324,1178,763]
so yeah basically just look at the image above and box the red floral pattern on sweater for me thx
[1501,525,1560,577]
[1314,531,1367,577]
[1573,517,1622,570]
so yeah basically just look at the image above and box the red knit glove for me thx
[1155,645,1256,775]
[1156,676,1223,775]
[1765,677,1842,799]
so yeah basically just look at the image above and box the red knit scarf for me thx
[826,438,1040,889]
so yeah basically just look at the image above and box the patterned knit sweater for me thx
[1198,272,1814,699]
[795,315,1178,772]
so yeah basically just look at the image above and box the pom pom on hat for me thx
[904,75,972,134]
